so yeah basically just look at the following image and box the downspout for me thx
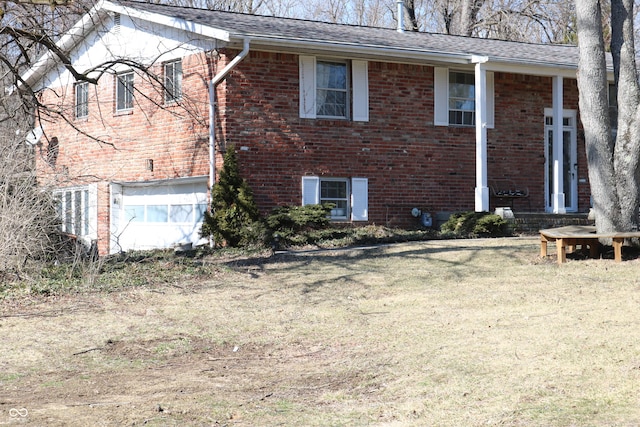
[208,38,251,190]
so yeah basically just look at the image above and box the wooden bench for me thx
[490,179,529,210]
[540,225,640,264]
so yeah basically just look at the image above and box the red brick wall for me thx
[220,51,586,227]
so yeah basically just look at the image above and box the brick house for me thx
[23,0,610,254]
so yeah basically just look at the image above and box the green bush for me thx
[201,147,265,248]
[441,211,509,238]
[265,204,333,246]
[474,214,510,236]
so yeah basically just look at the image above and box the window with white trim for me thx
[434,67,494,128]
[164,60,183,103]
[302,176,368,221]
[116,71,134,112]
[321,178,349,219]
[124,202,207,224]
[54,186,97,239]
[299,56,369,121]
[75,81,88,119]
[316,61,348,118]
[449,71,475,126]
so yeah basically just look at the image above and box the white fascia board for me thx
[242,36,473,65]
[479,61,578,78]
[102,0,231,42]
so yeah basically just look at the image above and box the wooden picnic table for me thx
[540,225,640,264]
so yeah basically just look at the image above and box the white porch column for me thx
[473,57,489,212]
[552,75,566,214]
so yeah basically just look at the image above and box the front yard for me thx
[2,237,640,426]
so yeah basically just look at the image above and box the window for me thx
[124,202,207,224]
[75,81,88,118]
[321,179,349,219]
[164,60,183,103]
[302,176,368,221]
[299,56,369,121]
[116,71,134,111]
[434,67,494,128]
[448,71,475,126]
[316,61,348,118]
[54,186,96,238]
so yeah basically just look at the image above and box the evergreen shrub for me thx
[441,211,510,238]
[201,147,264,247]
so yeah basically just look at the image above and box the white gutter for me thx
[208,37,251,190]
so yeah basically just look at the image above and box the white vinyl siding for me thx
[301,176,368,221]
[299,55,369,122]
[434,67,494,128]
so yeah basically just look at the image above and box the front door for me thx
[545,110,577,212]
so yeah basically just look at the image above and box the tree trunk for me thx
[611,0,640,231]
[576,0,619,232]
[576,0,640,233]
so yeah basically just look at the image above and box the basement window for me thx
[301,176,368,221]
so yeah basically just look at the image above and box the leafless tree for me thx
[575,0,640,234]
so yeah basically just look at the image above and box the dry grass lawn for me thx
[2,237,640,426]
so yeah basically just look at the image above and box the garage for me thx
[110,177,209,253]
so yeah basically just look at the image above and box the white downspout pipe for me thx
[208,38,251,190]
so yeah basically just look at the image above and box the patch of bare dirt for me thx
[0,288,380,426]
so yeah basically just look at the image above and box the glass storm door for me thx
[545,113,577,212]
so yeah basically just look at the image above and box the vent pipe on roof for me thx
[396,0,404,33]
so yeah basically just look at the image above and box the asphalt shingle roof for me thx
[116,0,593,70]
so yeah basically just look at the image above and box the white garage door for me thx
[110,178,208,253]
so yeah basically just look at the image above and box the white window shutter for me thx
[486,71,495,129]
[299,56,316,119]
[352,60,369,122]
[88,183,98,240]
[301,176,320,205]
[434,67,449,126]
[351,177,368,221]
